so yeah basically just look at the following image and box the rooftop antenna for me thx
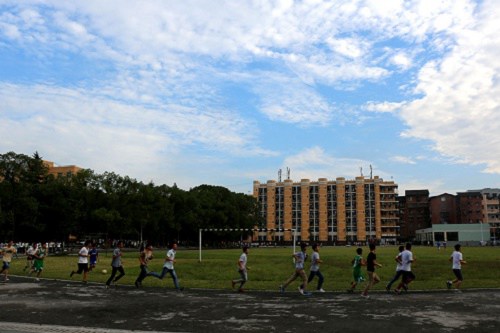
[286,167,290,180]
[360,167,363,177]
[278,169,282,182]
[370,164,373,179]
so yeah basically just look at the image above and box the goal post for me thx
[198,228,297,262]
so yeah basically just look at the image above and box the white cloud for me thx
[1,0,474,88]
[391,156,417,165]
[256,78,335,125]
[390,52,413,70]
[365,101,406,113]
[0,83,272,181]
[399,0,500,174]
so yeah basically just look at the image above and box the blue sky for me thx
[1,0,499,196]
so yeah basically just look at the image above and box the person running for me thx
[279,242,310,296]
[305,243,325,292]
[23,243,36,272]
[106,241,126,288]
[447,244,467,291]
[70,240,90,283]
[135,243,153,288]
[361,243,382,298]
[0,240,17,282]
[148,241,183,291]
[29,242,47,282]
[347,247,365,293]
[395,243,416,294]
[88,243,99,272]
[231,246,249,292]
[386,245,404,292]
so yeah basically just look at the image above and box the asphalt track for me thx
[1,276,499,333]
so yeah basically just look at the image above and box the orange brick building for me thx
[253,176,398,244]
[43,160,82,178]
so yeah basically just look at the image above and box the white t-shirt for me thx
[78,246,89,264]
[400,249,413,271]
[294,251,306,270]
[395,252,403,271]
[239,253,247,271]
[163,249,176,270]
[451,251,463,269]
[310,251,320,272]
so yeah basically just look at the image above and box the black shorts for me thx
[77,263,89,273]
[453,269,463,281]
[402,271,415,282]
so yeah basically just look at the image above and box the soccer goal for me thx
[198,228,297,262]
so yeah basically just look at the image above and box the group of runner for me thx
[66,240,183,290]
[276,242,466,297]
[1,239,467,296]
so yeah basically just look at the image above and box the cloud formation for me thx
[0,0,499,195]
[399,0,500,173]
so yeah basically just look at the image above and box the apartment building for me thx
[475,189,500,241]
[429,193,457,224]
[253,176,398,244]
[398,190,430,241]
[456,191,483,224]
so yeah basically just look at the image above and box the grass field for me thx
[8,245,500,291]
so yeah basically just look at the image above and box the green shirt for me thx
[353,254,362,275]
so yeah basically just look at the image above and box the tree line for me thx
[0,152,261,245]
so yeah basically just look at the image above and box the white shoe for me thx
[298,287,304,295]
[318,288,325,292]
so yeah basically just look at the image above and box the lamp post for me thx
[480,221,484,246]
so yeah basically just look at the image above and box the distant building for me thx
[43,160,83,178]
[429,193,457,224]
[474,189,500,241]
[416,223,489,246]
[456,191,483,224]
[398,190,430,241]
[253,176,399,244]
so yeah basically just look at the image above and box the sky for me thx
[1,0,499,196]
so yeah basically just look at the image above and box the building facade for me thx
[416,223,490,247]
[456,191,483,224]
[429,193,457,225]
[476,189,500,241]
[253,176,398,244]
[398,190,430,241]
[43,160,82,178]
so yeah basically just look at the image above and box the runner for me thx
[361,243,382,298]
[0,240,17,282]
[70,240,90,283]
[279,242,311,296]
[305,243,325,292]
[447,244,467,291]
[347,247,365,293]
[23,243,36,272]
[29,242,47,281]
[147,241,183,291]
[394,243,415,294]
[88,243,99,272]
[231,246,249,292]
[106,241,126,288]
[135,243,153,288]
[386,245,404,292]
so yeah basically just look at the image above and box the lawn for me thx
[8,245,500,291]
